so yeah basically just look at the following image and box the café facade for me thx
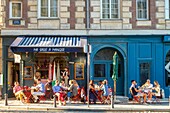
[2,34,170,98]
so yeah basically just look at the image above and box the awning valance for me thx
[10,36,87,53]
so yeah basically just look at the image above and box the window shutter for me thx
[165,0,169,19]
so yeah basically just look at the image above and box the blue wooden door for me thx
[94,61,124,95]
[107,61,124,95]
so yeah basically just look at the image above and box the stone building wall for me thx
[0,0,170,30]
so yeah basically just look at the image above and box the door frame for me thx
[90,45,127,96]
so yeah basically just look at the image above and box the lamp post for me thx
[87,44,91,107]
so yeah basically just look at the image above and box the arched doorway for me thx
[93,47,124,95]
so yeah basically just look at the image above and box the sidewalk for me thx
[0,98,169,112]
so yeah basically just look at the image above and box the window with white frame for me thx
[136,0,148,20]
[101,0,120,19]
[165,0,170,19]
[9,1,22,18]
[38,0,58,18]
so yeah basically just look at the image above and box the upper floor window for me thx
[9,1,22,18]
[136,0,148,20]
[101,0,120,19]
[38,0,58,18]
[165,0,170,19]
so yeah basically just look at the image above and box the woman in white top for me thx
[147,80,160,102]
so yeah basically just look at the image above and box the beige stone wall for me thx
[156,0,166,29]
[75,0,86,29]
[90,0,133,29]
[0,0,5,28]
[1,0,170,30]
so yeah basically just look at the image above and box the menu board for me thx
[74,63,84,80]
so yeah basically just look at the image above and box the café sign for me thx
[33,47,65,52]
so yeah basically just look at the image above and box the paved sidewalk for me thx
[0,98,169,112]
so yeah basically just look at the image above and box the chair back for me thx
[160,88,165,99]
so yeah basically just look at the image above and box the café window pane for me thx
[10,2,22,18]
[94,64,106,77]
[101,0,119,19]
[137,0,148,19]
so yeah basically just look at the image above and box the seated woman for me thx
[89,80,97,104]
[67,80,78,102]
[45,79,52,91]
[73,80,80,89]
[147,80,160,103]
[100,80,109,96]
[31,79,45,103]
[52,80,66,106]
[59,79,67,90]
[13,82,27,103]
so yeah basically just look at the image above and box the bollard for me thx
[111,95,114,109]
[4,93,8,106]
[53,95,57,108]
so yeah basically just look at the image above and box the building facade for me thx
[0,0,170,98]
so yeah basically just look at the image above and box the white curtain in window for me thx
[50,0,57,17]
[12,3,21,17]
[101,0,119,19]
[41,0,48,17]
[165,0,170,19]
[137,0,148,19]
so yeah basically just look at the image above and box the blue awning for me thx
[10,36,87,53]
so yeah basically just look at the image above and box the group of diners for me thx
[89,79,111,104]
[52,79,79,106]
[130,79,161,104]
[13,79,80,105]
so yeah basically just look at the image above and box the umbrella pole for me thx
[111,80,116,109]
[114,80,116,101]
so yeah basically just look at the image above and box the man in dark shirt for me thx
[130,80,141,102]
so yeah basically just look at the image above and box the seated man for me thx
[31,79,45,102]
[130,80,145,103]
[13,82,27,103]
[53,80,66,106]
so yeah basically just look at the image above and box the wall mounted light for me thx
[26,52,29,58]
[75,52,77,58]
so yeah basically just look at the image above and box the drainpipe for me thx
[86,0,90,30]
[86,0,90,107]
[3,45,8,106]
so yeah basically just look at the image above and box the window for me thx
[38,0,58,18]
[165,0,170,19]
[139,62,151,86]
[136,0,148,20]
[9,2,22,18]
[94,64,106,77]
[101,0,120,19]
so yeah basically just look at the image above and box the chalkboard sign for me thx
[74,63,84,80]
